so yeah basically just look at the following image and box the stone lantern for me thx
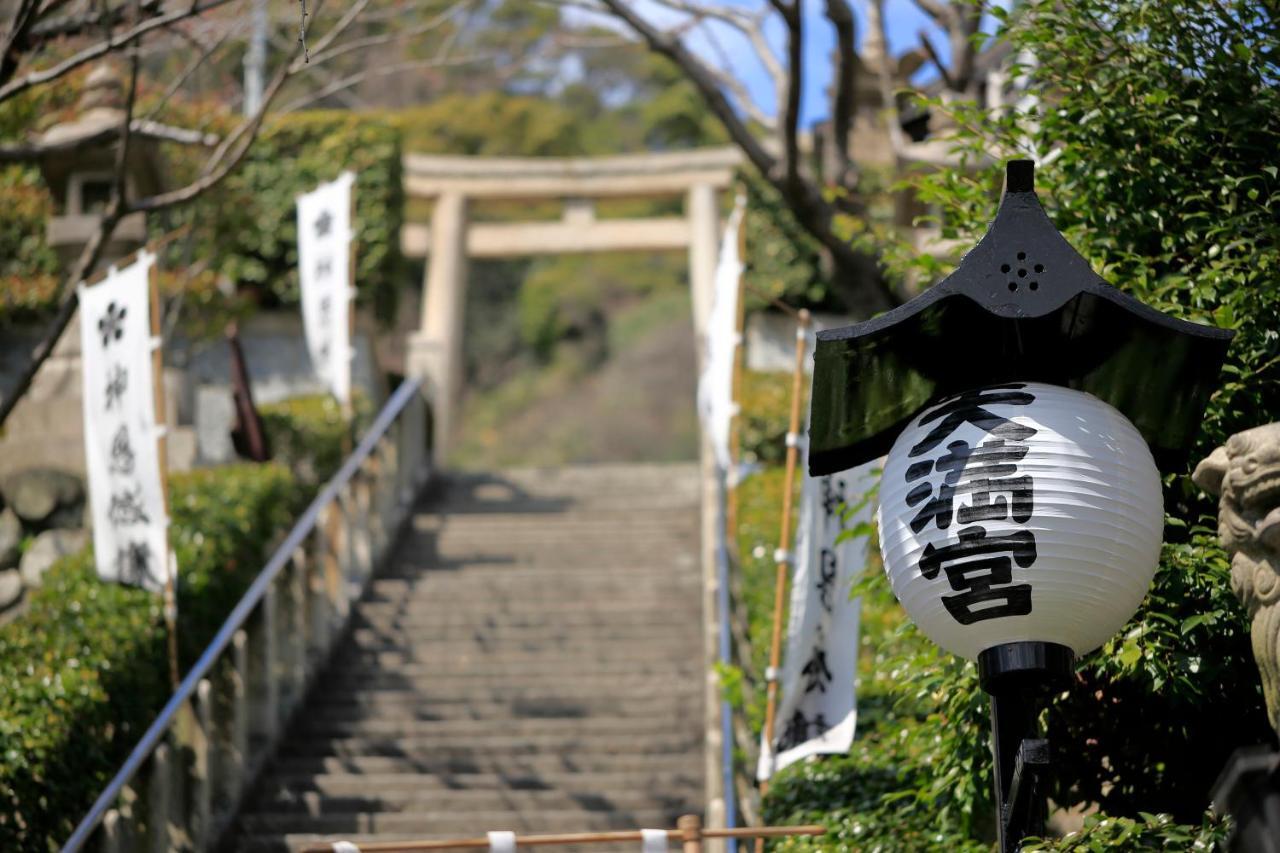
[34,63,173,270]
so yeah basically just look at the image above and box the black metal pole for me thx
[978,642,1075,852]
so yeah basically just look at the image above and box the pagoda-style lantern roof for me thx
[808,161,1233,475]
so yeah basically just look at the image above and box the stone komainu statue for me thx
[1194,423,1280,733]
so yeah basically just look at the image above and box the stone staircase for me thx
[226,463,706,851]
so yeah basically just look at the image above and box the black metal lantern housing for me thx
[808,161,1232,478]
[810,161,1234,851]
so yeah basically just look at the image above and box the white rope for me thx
[774,548,792,565]
[641,828,669,853]
[488,831,517,853]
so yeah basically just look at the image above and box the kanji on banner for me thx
[297,171,355,405]
[79,252,171,593]
[757,447,878,781]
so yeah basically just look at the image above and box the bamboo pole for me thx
[755,308,812,851]
[680,813,703,853]
[297,820,825,852]
[149,259,179,691]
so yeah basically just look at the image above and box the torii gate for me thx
[402,146,743,459]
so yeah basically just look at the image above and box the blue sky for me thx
[567,1,993,127]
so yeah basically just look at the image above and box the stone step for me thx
[346,612,699,634]
[245,787,694,816]
[258,770,700,797]
[289,714,699,739]
[295,682,700,706]
[344,626,701,648]
[224,462,704,850]
[275,731,700,759]
[236,807,686,839]
[327,648,697,672]
[317,664,702,686]
[352,601,700,620]
[269,752,701,778]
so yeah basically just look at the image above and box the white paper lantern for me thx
[877,382,1164,661]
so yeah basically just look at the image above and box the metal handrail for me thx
[62,377,426,853]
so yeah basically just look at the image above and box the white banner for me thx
[297,171,355,405]
[757,452,879,781]
[79,252,171,594]
[696,193,746,473]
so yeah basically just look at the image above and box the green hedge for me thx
[0,394,353,850]
[0,110,404,324]
[183,111,404,322]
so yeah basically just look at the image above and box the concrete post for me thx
[408,191,469,464]
[687,183,720,346]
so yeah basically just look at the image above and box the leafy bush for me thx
[748,0,1279,846]
[0,394,354,849]
[0,166,59,320]
[259,392,366,488]
[0,463,300,850]
[737,370,794,466]
[185,111,404,322]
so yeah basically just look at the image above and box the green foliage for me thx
[184,111,404,321]
[0,463,300,850]
[0,394,351,849]
[0,166,59,320]
[737,370,795,466]
[1023,810,1228,851]
[259,392,365,488]
[741,174,828,314]
[746,0,1279,845]
[516,253,683,362]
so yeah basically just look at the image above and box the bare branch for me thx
[699,19,774,130]
[280,54,494,113]
[0,0,236,103]
[21,0,162,47]
[949,1,983,94]
[871,0,911,159]
[305,0,472,68]
[594,0,777,179]
[0,0,45,85]
[910,0,952,26]
[775,0,802,192]
[644,0,786,93]
[141,27,236,121]
[918,28,958,91]
[0,36,141,430]
[823,0,857,186]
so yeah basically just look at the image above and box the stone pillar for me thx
[407,191,469,464]
[687,183,719,352]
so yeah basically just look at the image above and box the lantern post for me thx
[807,161,1234,851]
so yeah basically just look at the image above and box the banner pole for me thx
[755,308,810,849]
[149,259,179,691]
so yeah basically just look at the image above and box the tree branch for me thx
[22,0,162,46]
[918,28,958,91]
[594,0,778,179]
[823,0,857,186]
[280,53,494,114]
[910,0,952,26]
[0,41,141,430]
[0,0,235,103]
[0,0,45,86]
[775,0,801,193]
